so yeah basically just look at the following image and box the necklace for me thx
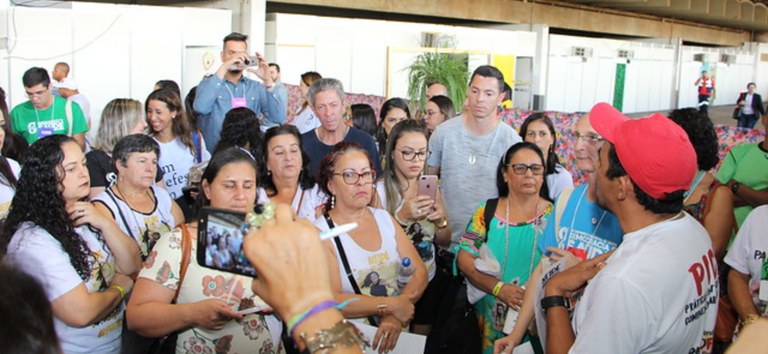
[501,197,541,281]
[570,185,607,236]
[467,123,501,166]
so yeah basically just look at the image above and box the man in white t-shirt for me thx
[539,103,718,354]
[427,65,522,246]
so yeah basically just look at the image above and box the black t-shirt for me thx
[86,149,163,188]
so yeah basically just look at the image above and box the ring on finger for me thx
[383,332,389,338]
[78,210,84,215]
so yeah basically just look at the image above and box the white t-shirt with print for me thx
[138,226,284,354]
[315,207,400,324]
[569,213,718,354]
[6,222,123,354]
[155,136,211,199]
[0,157,21,219]
[725,205,768,316]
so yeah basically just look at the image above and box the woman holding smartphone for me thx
[374,119,450,335]
[126,148,285,354]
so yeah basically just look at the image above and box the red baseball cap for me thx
[589,102,697,200]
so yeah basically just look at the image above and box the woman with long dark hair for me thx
[375,119,450,335]
[127,148,284,353]
[519,113,572,200]
[376,98,411,161]
[258,125,325,222]
[147,89,211,217]
[2,135,141,353]
[0,86,29,162]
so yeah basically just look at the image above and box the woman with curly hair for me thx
[316,142,427,353]
[212,107,262,159]
[258,124,325,222]
[2,134,141,354]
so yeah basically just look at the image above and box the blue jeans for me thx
[738,113,758,129]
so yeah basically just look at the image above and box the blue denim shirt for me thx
[194,75,285,152]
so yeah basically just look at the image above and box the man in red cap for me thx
[541,102,718,354]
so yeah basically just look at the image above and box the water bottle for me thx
[396,257,414,292]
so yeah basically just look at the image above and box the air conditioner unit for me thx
[693,53,710,62]
[571,47,593,58]
[721,54,737,64]
[618,50,635,59]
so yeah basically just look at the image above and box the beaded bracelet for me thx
[492,281,504,297]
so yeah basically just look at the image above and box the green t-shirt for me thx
[716,142,768,227]
[10,96,88,145]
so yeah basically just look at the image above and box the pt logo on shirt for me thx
[688,249,718,297]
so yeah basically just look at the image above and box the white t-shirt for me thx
[0,157,21,219]
[5,222,123,354]
[155,136,211,199]
[569,213,717,354]
[427,116,522,245]
[546,164,574,201]
[92,185,176,258]
[291,106,321,134]
[257,184,326,223]
[725,205,768,316]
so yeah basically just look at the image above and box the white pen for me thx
[319,222,358,240]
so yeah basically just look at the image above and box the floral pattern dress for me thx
[458,201,552,354]
[139,227,285,354]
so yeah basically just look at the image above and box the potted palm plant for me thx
[405,35,469,114]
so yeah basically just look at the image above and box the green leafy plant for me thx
[405,50,469,114]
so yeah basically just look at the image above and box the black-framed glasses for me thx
[507,163,545,176]
[333,170,377,185]
[398,149,430,161]
[572,132,604,144]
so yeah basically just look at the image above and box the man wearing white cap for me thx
[58,78,91,129]
[541,103,718,354]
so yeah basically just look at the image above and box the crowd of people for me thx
[0,30,766,354]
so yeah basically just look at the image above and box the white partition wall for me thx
[1,2,230,135]
[265,13,537,98]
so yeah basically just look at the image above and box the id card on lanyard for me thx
[759,255,768,302]
[226,84,248,108]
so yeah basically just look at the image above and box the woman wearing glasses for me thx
[457,142,553,354]
[519,113,573,200]
[374,119,450,335]
[316,142,427,353]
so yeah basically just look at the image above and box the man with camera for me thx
[194,32,286,153]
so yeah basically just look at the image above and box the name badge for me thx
[38,127,54,138]
[231,97,247,108]
[760,280,768,302]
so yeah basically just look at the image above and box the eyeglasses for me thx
[572,132,604,144]
[333,170,377,185]
[25,87,48,98]
[507,163,545,176]
[398,149,430,161]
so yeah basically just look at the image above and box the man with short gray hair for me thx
[301,78,380,179]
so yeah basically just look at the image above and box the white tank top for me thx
[316,207,400,298]
[93,185,175,259]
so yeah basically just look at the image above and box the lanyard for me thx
[224,82,242,99]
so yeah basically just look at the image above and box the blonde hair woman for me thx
[87,98,150,199]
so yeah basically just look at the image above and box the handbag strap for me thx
[192,131,202,164]
[175,224,193,303]
[324,211,379,326]
[483,198,499,233]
